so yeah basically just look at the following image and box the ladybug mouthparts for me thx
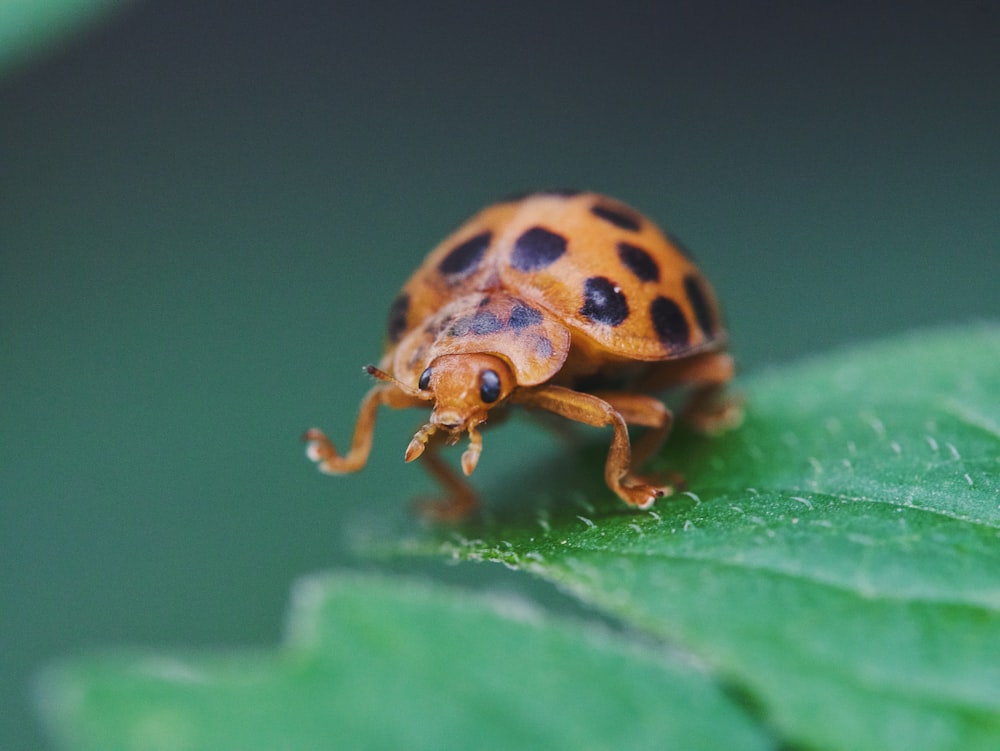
[404,419,484,477]
[431,409,467,431]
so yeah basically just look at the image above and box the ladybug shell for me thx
[391,291,572,387]
[384,191,726,387]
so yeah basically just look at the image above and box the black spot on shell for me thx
[438,232,491,277]
[684,274,716,336]
[580,276,629,327]
[428,313,453,337]
[590,203,641,232]
[617,242,660,282]
[450,310,504,337]
[387,293,409,343]
[530,334,554,359]
[650,296,690,348]
[511,226,568,271]
[509,303,544,330]
[470,311,503,335]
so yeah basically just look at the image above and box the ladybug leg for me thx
[638,351,743,435]
[592,390,674,469]
[512,385,669,509]
[304,384,426,474]
[413,437,479,521]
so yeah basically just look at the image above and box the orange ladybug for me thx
[306,190,741,519]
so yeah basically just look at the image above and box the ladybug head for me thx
[403,353,515,476]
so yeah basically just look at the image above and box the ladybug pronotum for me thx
[306,190,742,519]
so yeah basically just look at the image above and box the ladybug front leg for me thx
[593,390,675,470]
[305,383,425,475]
[512,385,670,509]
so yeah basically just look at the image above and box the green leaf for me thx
[427,323,1000,751]
[35,572,773,751]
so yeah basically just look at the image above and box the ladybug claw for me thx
[304,436,325,463]
[303,428,339,474]
[618,479,672,509]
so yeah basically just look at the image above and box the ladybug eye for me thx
[418,367,433,391]
[479,369,501,404]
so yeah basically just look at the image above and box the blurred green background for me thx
[2,1,998,747]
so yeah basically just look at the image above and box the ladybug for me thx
[305,190,741,519]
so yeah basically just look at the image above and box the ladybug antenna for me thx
[364,364,424,398]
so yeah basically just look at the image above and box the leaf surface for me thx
[430,323,1000,751]
[36,572,772,751]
